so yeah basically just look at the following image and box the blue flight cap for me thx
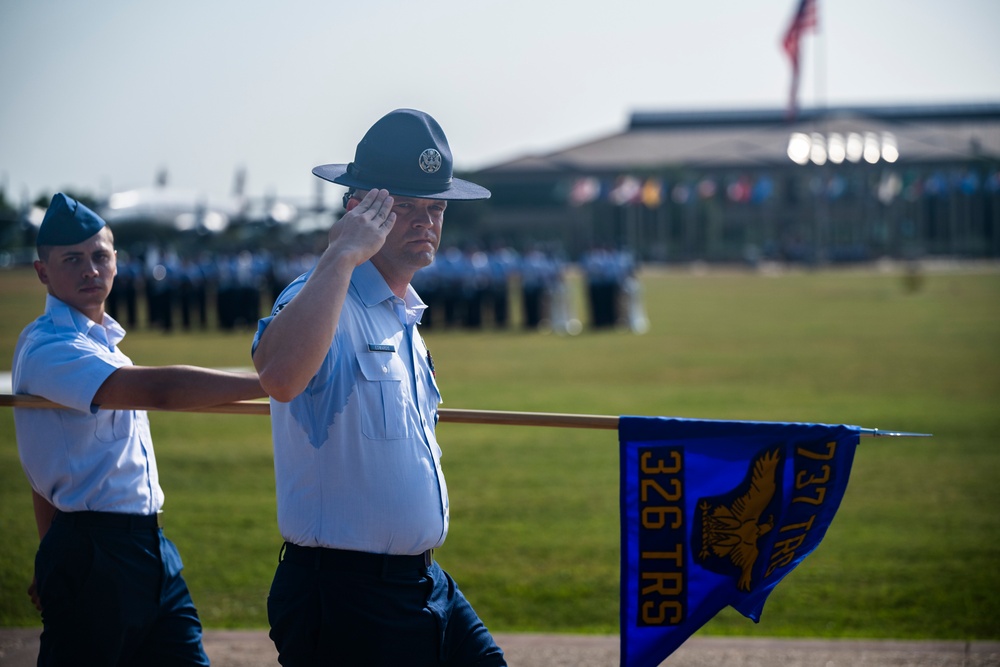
[37,193,107,247]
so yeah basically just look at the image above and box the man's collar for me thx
[45,294,126,347]
[351,261,396,308]
[351,260,427,315]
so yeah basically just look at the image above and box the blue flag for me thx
[619,417,860,667]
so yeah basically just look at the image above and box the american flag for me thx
[782,0,818,118]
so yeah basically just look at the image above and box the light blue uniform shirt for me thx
[12,295,162,515]
[254,261,448,555]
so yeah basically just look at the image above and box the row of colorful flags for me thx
[563,169,1000,208]
[566,176,773,208]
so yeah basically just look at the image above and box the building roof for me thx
[479,102,1000,175]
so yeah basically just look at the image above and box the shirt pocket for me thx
[356,352,408,440]
[93,408,135,443]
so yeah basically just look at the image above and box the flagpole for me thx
[0,393,930,436]
[445,408,619,430]
[814,0,825,112]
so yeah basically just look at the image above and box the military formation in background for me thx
[105,245,648,335]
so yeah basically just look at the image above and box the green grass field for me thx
[1,262,998,640]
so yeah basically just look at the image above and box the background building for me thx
[469,102,1000,264]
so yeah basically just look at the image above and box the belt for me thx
[58,510,163,531]
[280,542,433,576]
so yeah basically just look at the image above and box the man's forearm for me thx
[253,249,355,402]
[93,366,265,411]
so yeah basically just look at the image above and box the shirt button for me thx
[382,366,388,373]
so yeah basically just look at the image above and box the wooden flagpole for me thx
[0,393,929,436]
[0,393,618,429]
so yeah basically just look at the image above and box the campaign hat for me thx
[37,193,107,246]
[312,109,490,201]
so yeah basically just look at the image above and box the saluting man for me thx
[253,109,507,666]
[13,193,265,666]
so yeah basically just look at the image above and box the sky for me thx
[1,0,998,205]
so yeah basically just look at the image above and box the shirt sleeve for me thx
[18,332,121,414]
[252,272,308,355]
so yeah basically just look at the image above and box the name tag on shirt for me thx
[368,343,396,353]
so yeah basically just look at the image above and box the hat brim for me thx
[313,164,491,201]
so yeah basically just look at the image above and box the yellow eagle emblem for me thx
[698,448,782,591]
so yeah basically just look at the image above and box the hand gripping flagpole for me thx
[0,394,932,436]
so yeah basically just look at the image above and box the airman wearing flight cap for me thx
[253,109,507,666]
[13,193,265,666]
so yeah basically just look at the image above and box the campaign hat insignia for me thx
[419,148,443,174]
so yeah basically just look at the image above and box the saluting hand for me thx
[255,190,396,402]
[327,189,396,265]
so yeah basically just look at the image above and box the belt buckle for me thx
[423,549,434,567]
[156,510,164,529]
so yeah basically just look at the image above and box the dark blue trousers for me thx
[267,543,507,666]
[34,512,209,667]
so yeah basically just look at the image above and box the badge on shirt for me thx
[368,343,396,353]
